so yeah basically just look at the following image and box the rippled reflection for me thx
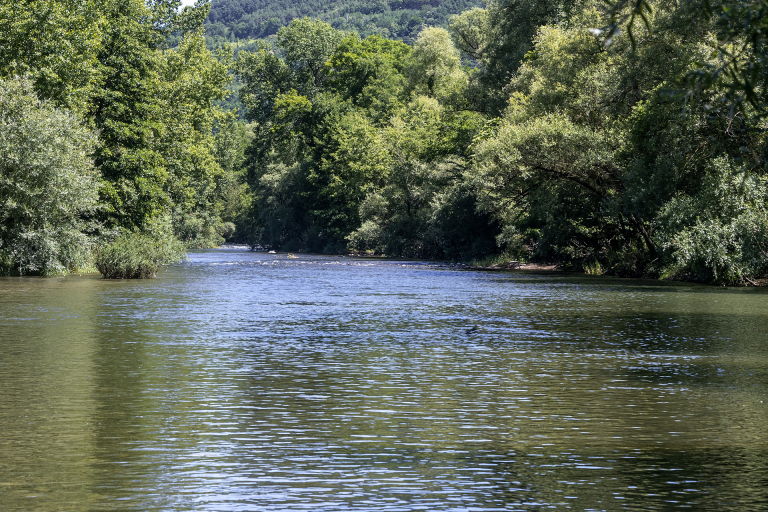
[1,250,767,510]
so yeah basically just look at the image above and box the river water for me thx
[0,249,766,511]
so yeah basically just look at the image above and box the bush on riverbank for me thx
[94,233,186,279]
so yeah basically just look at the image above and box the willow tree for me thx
[0,77,99,275]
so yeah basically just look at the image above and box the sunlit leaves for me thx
[449,7,491,61]
[656,158,768,283]
[0,77,99,275]
[277,18,344,95]
[601,0,768,116]
[0,0,104,114]
[407,27,468,104]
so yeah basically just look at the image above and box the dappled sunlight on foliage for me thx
[0,77,99,275]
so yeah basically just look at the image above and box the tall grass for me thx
[95,233,186,279]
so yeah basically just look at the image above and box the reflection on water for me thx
[1,250,767,511]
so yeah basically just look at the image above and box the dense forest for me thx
[204,0,483,44]
[2,0,767,284]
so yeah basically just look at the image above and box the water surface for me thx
[1,250,767,510]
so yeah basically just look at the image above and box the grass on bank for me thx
[94,233,186,279]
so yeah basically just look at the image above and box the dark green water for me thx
[1,250,767,511]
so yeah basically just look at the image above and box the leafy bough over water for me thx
[94,232,186,279]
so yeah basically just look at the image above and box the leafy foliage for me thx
[656,158,768,284]
[3,0,768,285]
[235,18,494,257]
[1,0,241,277]
[0,77,99,275]
[0,0,104,114]
[601,0,768,116]
[91,1,232,236]
[230,0,768,284]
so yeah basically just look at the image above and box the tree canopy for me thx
[230,1,768,284]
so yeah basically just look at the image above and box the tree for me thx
[0,0,104,114]
[467,0,768,282]
[325,33,411,120]
[158,31,232,247]
[348,95,478,258]
[0,0,238,272]
[466,0,578,115]
[406,27,468,104]
[235,19,349,251]
[0,77,99,275]
[91,0,230,242]
[449,7,491,61]
[654,157,768,284]
[277,17,344,97]
[90,0,174,231]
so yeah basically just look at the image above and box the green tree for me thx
[235,19,350,250]
[455,0,579,115]
[449,7,491,61]
[466,2,675,268]
[213,117,252,241]
[0,77,99,275]
[90,0,173,231]
[0,0,104,114]
[160,32,233,247]
[277,17,344,97]
[310,111,391,245]
[468,0,768,281]
[348,96,483,258]
[406,27,468,104]
[655,158,768,284]
[325,34,411,123]
[91,0,230,241]
[601,0,768,116]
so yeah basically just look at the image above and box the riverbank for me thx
[471,260,559,271]
[219,245,768,285]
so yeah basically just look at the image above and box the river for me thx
[1,249,766,510]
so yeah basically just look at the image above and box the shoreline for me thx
[471,261,559,272]
[216,246,768,286]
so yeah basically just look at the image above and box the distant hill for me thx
[205,0,483,44]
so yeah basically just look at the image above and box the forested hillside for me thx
[205,0,482,43]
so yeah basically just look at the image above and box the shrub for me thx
[94,233,186,279]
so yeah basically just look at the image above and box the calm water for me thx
[1,250,767,511]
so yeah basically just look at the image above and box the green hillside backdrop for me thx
[204,0,483,44]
